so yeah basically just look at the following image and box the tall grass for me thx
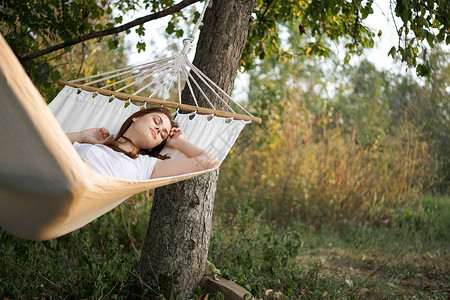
[217,100,436,227]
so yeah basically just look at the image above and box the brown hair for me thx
[105,107,177,160]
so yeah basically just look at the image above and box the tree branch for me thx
[20,0,201,62]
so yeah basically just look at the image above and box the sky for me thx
[119,0,422,100]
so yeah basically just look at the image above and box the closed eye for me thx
[162,129,169,139]
[155,115,169,139]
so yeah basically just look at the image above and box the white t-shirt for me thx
[73,142,158,180]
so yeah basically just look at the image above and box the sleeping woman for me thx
[67,107,219,181]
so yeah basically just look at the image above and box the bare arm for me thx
[151,128,219,179]
[67,128,114,144]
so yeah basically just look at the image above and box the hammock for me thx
[0,1,260,241]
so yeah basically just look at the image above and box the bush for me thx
[209,198,349,299]
[217,100,436,228]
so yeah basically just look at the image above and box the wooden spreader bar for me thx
[58,81,262,124]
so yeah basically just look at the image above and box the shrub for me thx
[217,100,435,228]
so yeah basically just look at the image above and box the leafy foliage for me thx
[0,2,131,99]
[0,0,138,56]
[1,0,448,83]
[243,0,448,76]
[388,46,450,191]
[391,0,449,76]
[209,199,346,299]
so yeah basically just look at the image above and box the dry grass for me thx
[217,100,436,227]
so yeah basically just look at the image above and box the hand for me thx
[81,127,114,144]
[165,127,185,148]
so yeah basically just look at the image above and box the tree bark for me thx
[137,0,255,299]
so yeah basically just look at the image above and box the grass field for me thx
[1,194,448,299]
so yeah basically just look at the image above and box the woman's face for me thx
[129,112,172,150]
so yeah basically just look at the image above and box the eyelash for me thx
[154,117,166,138]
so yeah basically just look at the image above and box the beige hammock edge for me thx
[0,34,216,241]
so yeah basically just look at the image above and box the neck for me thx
[118,135,139,153]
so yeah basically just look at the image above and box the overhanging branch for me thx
[20,0,201,62]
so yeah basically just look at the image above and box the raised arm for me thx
[151,128,219,179]
[67,128,114,144]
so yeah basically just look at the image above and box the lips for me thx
[150,128,156,139]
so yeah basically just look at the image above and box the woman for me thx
[67,107,219,180]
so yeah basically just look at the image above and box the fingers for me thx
[169,127,182,137]
[99,127,110,138]
[96,127,113,143]
[98,134,114,144]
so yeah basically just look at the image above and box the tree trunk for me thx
[137,0,255,299]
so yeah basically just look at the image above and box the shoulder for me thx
[136,154,158,164]
[134,155,158,179]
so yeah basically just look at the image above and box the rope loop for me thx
[206,113,215,121]
[224,116,235,124]
[183,37,194,46]
[171,107,180,117]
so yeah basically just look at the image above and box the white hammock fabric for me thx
[0,33,248,240]
[49,86,247,164]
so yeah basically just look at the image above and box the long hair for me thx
[105,107,177,160]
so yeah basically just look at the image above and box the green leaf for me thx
[51,70,61,82]
[361,8,369,19]
[136,41,146,53]
[193,11,201,24]
[135,24,145,36]
[426,32,435,48]
[344,53,350,64]
[107,38,119,50]
[388,46,396,59]
[166,21,175,34]
[416,63,427,76]
[259,51,265,60]
[175,29,184,38]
